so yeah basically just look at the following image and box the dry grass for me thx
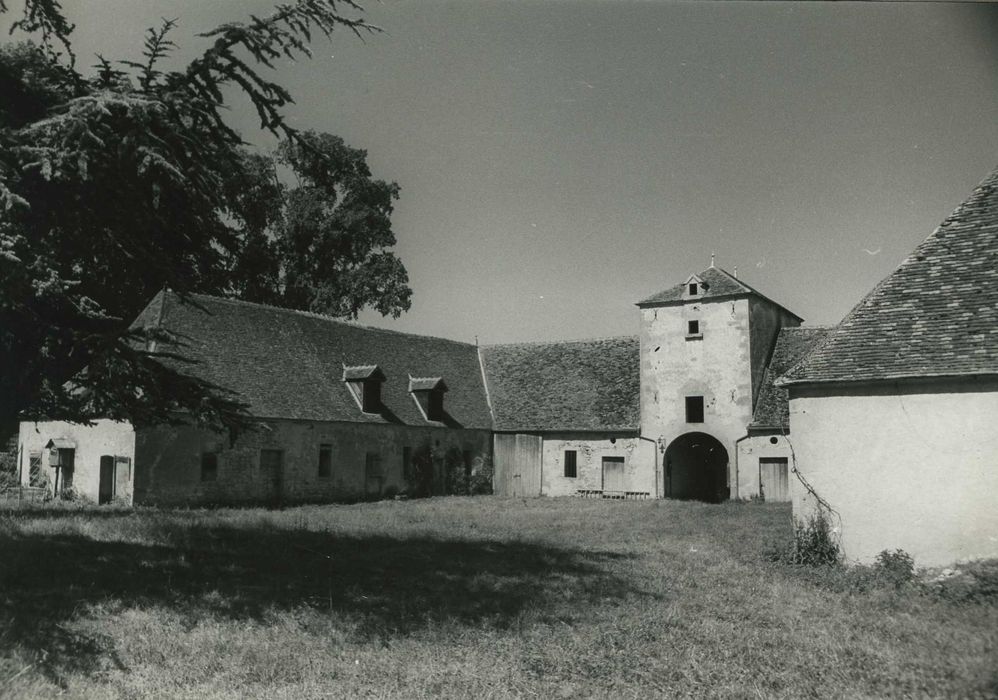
[1,498,996,698]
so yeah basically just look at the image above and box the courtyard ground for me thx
[0,497,995,698]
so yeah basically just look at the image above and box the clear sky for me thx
[6,0,998,343]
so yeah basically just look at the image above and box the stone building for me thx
[636,266,803,502]
[479,337,655,498]
[18,291,493,505]
[17,264,817,505]
[779,167,998,565]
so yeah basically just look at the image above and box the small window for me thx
[687,320,700,335]
[428,390,444,421]
[362,381,381,413]
[201,452,218,482]
[28,451,43,487]
[564,450,578,478]
[689,283,698,295]
[402,446,412,481]
[685,396,705,423]
[318,444,332,478]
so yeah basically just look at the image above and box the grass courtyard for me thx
[0,497,996,698]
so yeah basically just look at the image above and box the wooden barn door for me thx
[493,434,542,497]
[759,457,790,502]
[602,456,626,494]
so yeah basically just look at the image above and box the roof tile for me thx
[146,292,492,427]
[480,337,640,432]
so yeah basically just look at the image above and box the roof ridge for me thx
[782,324,834,332]
[481,334,638,349]
[179,292,478,348]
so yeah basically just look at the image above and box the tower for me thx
[636,266,802,501]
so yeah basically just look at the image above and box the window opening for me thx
[685,396,705,423]
[564,450,577,478]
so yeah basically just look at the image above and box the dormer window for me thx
[343,365,386,413]
[684,275,706,299]
[409,376,448,422]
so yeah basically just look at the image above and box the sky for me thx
[4,0,997,344]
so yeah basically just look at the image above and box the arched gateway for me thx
[664,432,729,503]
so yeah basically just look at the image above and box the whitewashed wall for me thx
[789,380,998,566]
[18,419,136,503]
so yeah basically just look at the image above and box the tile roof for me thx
[139,291,493,428]
[479,337,640,432]
[781,167,998,385]
[749,327,832,430]
[637,266,802,319]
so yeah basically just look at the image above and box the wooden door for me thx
[99,455,115,504]
[58,448,75,492]
[260,449,284,501]
[759,458,790,502]
[365,453,384,496]
[493,434,542,497]
[115,457,131,498]
[602,456,626,493]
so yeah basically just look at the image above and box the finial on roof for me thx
[709,252,715,268]
[733,266,738,279]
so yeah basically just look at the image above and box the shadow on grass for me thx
[0,519,645,685]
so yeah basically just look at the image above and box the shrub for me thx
[467,455,493,496]
[873,549,915,589]
[772,511,840,567]
[926,560,998,604]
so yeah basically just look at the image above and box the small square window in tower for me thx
[685,396,705,423]
[686,319,702,338]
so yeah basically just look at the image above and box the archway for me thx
[664,432,729,503]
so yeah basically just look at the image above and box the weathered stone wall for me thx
[789,379,998,566]
[539,434,655,496]
[640,298,756,495]
[17,420,136,502]
[735,432,794,499]
[134,419,492,506]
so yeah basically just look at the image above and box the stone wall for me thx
[735,432,794,500]
[17,420,136,502]
[640,298,755,495]
[135,419,492,506]
[539,433,656,497]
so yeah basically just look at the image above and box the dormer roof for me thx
[343,365,386,382]
[408,377,448,392]
[637,266,802,320]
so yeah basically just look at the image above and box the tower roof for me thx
[636,266,802,320]
[780,166,998,386]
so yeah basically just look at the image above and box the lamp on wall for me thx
[657,436,666,454]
